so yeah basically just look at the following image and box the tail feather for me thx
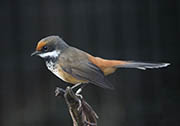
[87,55,170,75]
[116,61,170,70]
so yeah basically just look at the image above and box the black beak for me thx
[31,51,40,56]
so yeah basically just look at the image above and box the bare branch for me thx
[55,86,98,126]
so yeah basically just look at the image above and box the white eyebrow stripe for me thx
[39,50,60,58]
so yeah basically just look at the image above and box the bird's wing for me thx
[61,61,114,90]
[60,47,114,89]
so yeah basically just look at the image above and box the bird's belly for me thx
[46,62,87,84]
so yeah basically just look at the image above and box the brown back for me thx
[88,55,128,75]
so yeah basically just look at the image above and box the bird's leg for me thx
[71,83,83,98]
[75,84,87,108]
[76,88,82,95]
[76,84,87,95]
[71,83,88,111]
[71,83,82,90]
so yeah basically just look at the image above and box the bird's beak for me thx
[31,51,40,56]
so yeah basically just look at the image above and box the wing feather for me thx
[60,47,114,89]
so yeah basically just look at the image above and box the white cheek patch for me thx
[39,50,60,58]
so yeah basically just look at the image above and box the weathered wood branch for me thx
[55,86,98,126]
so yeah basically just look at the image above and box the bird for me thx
[31,35,170,90]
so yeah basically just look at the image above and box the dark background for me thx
[0,0,179,126]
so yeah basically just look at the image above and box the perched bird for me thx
[31,36,170,90]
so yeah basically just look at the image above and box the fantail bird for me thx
[31,36,170,90]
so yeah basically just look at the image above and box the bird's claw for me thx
[55,87,65,97]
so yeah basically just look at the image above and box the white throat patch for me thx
[39,50,60,58]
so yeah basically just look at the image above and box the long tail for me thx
[116,61,170,70]
[88,55,170,75]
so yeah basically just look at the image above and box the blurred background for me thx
[0,0,179,126]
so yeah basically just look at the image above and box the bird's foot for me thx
[75,88,83,111]
[55,87,65,97]
[76,88,82,95]
[71,83,84,97]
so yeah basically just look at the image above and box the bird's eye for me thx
[42,46,48,51]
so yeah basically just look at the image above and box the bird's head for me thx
[31,35,69,59]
